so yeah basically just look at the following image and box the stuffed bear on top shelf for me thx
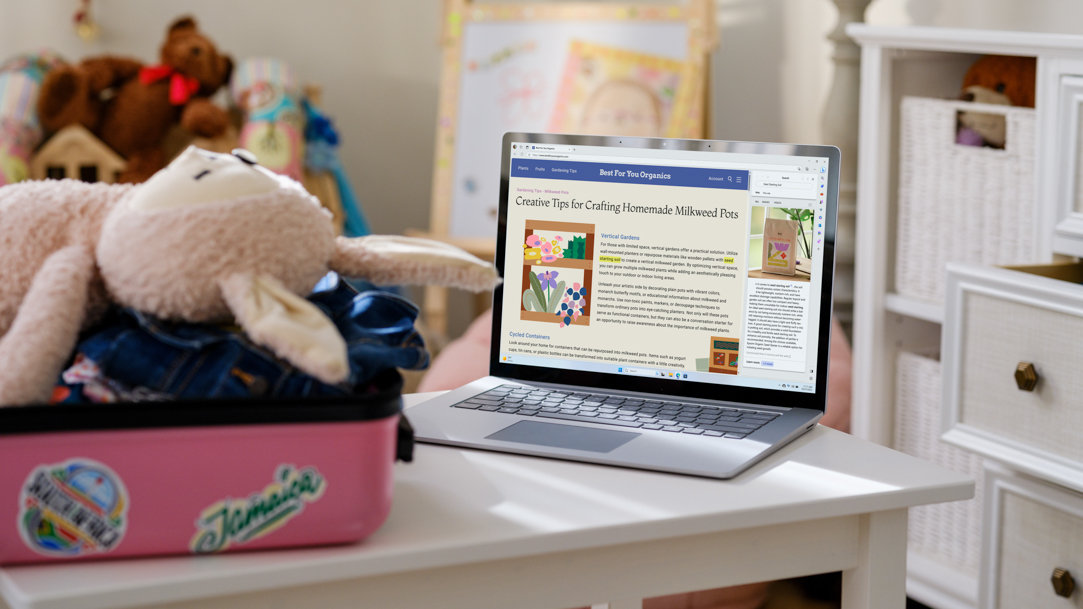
[36,16,233,182]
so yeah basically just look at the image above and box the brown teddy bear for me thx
[956,54,1036,148]
[960,54,1036,108]
[36,16,233,182]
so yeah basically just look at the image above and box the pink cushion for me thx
[418,310,853,433]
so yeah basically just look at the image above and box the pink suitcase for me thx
[0,372,406,565]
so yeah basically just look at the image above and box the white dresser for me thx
[943,263,1083,609]
[849,24,1083,609]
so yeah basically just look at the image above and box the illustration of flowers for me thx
[523,270,566,314]
[557,283,588,328]
[523,234,564,263]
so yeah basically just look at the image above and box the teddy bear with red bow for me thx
[36,16,232,182]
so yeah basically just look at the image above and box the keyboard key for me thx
[642,424,663,430]
[662,425,683,432]
[700,423,755,434]
[537,412,642,428]
[478,405,501,412]
[453,402,482,409]
[681,428,705,435]
[743,413,776,421]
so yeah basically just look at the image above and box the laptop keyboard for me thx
[451,384,781,439]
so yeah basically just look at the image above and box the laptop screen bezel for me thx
[488,132,840,413]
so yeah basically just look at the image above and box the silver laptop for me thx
[409,133,840,479]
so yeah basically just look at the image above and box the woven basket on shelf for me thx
[895,96,1037,303]
[894,350,984,577]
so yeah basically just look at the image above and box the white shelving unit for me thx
[848,24,1083,609]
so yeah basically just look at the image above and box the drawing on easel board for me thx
[430,0,716,241]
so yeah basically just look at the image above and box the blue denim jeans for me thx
[54,273,427,403]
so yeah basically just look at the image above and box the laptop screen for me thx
[490,133,840,411]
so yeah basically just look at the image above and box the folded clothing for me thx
[52,272,427,403]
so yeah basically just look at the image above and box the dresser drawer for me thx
[982,466,1083,609]
[943,263,1083,493]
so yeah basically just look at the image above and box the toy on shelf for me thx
[303,92,371,237]
[0,146,501,406]
[956,54,1036,148]
[35,16,233,182]
[5,22,365,238]
[30,124,126,182]
[230,58,305,181]
[0,52,64,185]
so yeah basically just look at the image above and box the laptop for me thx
[408,132,841,479]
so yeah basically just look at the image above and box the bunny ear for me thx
[218,273,349,385]
[329,235,501,292]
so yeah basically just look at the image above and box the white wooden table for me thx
[0,394,973,609]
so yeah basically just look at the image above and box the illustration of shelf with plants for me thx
[521,220,594,327]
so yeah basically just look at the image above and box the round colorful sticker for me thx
[17,458,129,557]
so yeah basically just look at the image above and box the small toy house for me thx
[30,125,126,183]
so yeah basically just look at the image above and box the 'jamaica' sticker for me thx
[190,464,326,554]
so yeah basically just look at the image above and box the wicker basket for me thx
[895,96,1037,303]
[894,351,984,577]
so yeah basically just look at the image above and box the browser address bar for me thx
[516,152,796,171]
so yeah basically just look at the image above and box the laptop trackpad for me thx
[487,420,640,453]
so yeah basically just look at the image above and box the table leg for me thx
[841,509,908,609]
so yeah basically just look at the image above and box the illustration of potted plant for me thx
[778,207,813,259]
[523,270,566,314]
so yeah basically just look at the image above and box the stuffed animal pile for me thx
[36,17,233,182]
[0,146,500,406]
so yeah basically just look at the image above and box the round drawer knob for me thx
[1052,567,1075,598]
[1015,362,1039,391]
